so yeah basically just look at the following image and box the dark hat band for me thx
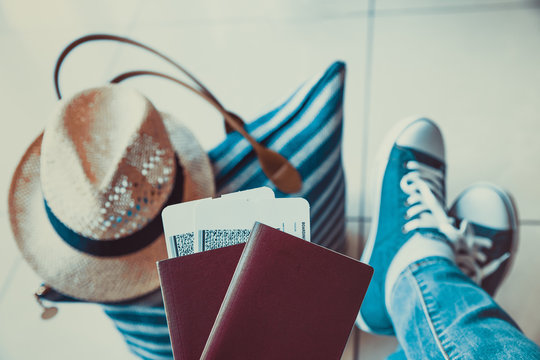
[44,158,184,257]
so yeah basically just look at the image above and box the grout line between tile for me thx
[354,1,376,358]
[120,12,372,28]
[520,220,540,226]
[99,0,147,82]
[357,1,376,256]
[374,1,540,17]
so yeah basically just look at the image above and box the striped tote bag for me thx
[105,60,347,359]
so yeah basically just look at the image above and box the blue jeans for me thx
[386,257,540,360]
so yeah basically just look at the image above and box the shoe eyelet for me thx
[401,226,407,234]
[402,161,408,169]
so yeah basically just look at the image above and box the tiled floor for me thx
[1,1,539,359]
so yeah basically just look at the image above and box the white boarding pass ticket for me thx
[161,187,310,258]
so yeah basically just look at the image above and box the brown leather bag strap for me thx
[54,34,218,104]
[53,34,244,132]
[110,70,244,133]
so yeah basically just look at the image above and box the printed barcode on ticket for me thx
[169,232,194,257]
[200,229,251,251]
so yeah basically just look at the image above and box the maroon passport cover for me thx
[201,223,373,360]
[157,243,245,360]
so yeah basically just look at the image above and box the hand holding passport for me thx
[158,188,373,359]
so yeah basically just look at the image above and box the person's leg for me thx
[386,183,538,359]
[356,117,540,359]
[357,116,453,335]
[389,256,540,359]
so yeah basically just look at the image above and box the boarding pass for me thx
[161,187,310,258]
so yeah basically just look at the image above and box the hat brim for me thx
[8,113,215,303]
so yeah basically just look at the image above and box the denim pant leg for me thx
[386,257,540,360]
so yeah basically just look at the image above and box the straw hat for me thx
[8,85,215,302]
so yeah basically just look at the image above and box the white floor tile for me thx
[376,0,533,12]
[0,0,142,31]
[496,225,540,345]
[132,0,369,25]
[0,260,138,360]
[364,8,540,220]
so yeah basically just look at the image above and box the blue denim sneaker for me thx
[356,116,451,335]
[448,183,518,297]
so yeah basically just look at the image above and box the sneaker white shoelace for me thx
[400,160,510,284]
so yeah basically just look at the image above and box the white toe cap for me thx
[451,184,516,230]
[396,117,445,162]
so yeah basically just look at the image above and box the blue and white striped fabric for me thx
[104,61,347,360]
[210,60,346,250]
[102,291,173,360]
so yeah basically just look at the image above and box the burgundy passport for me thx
[157,243,245,360]
[200,223,373,360]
